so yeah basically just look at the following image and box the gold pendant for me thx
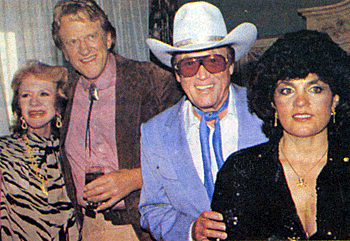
[297,177,306,187]
[23,135,49,197]
[41,180,48,196]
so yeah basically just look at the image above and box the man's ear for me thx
[229,63,234,75]
[62,48,70,62]
[106,31,112,50]
[175,73,181,83]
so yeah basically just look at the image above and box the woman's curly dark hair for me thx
[248,30,350,141]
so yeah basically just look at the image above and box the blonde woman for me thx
[0,61,80,240]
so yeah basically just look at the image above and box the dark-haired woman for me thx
[0,61,80,240]
[211,30,350,240]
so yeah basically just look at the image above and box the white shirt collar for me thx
[183,84,236,133]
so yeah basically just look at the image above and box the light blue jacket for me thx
[139,84,268,240]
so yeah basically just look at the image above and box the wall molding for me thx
[234,0,349,86]
[298,0,350,52]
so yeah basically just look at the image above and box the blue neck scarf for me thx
[194,95,229,201]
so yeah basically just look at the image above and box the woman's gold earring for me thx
[21,116,27,130]
[331,111,336,124]
[274,111,278,127]
[56,114,62,128]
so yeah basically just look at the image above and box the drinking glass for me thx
[85,165,108,209]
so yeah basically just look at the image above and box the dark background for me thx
[177,0,342,38]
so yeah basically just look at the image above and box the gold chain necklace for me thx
[280,146,328,187]
[23,135,48,196]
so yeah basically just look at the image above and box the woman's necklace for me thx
[23,134,48,196]
[279,146,328,187]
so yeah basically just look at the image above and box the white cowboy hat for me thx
[147,1,257,67]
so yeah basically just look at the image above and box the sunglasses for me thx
[174,54,230,77]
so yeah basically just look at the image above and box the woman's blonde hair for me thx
[11,60,68,135]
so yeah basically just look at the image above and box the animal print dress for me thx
[0,132,80,240]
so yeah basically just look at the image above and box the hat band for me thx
[174,36,224,48]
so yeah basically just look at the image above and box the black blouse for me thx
[211,139,350,240]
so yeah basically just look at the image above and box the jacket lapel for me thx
[59,72,83,224]
[162,99,211,214]
[114,74,142,170]
[233,84,267,150]
[60,72,80,147]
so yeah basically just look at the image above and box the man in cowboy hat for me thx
[139,1,267,240]
[52,0,182,240]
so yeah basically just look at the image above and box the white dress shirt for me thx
[183,84,238,183]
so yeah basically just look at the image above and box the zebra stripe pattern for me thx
[0,132,79,240]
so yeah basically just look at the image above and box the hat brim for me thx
[147,22,257,67]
